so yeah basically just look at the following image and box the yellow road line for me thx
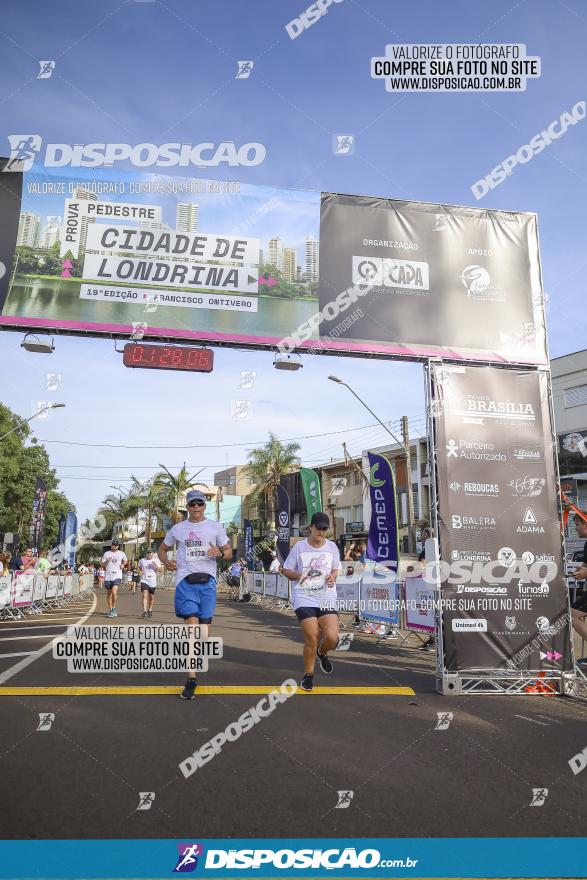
[0,685,414,696]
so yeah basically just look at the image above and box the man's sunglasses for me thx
[188,500,206,507]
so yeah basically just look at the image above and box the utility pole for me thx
[402,416,417,554]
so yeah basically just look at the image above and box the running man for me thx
[280,511,341,691]
[157,489,231,700]
[139,550,162,618]
[101,540,128,618]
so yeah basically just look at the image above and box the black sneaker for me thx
[180,678,198,700]
[317,648,334,674]
[300,673,314,692]
[147,610,153,618]
[139,610,148,619]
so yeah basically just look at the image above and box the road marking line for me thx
[0,624,81,633]
[0,593,97,685]
[514,714,549,726]
[0,634,62,641]
[0,685,415,696]
[0,652,33,659]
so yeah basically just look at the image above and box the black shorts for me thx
[295,606,338,622]
[572,592,587,613]
[141,581,156,594]
[131,575,140,583]
[104,579,121,589]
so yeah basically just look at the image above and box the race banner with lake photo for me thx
[0,161,546,364]
[430,363,573,672]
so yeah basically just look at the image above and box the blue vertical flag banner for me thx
[275,485,291,564]
[64,511,77,568]
[244,519,254,571]
[366,452,399,565]
[28,477,48,555]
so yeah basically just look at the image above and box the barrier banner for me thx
[431,363,572,671]
[276,574,290,600]
[360,567,400,625]
[275,485,290,564]
[13,572,34,606]
[45,575,59,600]
[0,163,546,365]
[244,519,254,570]
[405,575,436,633]
[56,576,65,598]
[366,452,399,566]
[64,575,73,596]
[335,576,361,613]
[264,572,278,597]
[300,468,322,518]
[32,574,46,602]
[28,477,48,555]
[0,575,11,609]
[252,573,264,594]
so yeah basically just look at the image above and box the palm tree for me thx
[243,433,301,531]
[153,464,207,522]
[128,476,173,549]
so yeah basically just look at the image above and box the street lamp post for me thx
[0,403,66,443]
[328,375,416,554]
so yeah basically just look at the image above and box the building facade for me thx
[552,349,587,551]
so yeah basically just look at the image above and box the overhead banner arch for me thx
[0,161,546,365]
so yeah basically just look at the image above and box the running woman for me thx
[130,563,140,594]
[157,489,231,700]
[139,550,162,618]
[101,540,127,618]
[280,511,341,692]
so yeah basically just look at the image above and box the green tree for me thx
[243,433,301,531]
[0,403,76,549]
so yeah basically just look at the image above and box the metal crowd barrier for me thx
[246,571,291,609]
[241,569,436,646]
[0,571,95,620]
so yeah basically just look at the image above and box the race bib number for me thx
[300,571,328,595]
[185,540,207,561]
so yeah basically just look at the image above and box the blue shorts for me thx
[175,576,217,623]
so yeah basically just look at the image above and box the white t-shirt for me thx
[269,558,280,572]
[164,518,229,585]
[101,550,127,582]
[284,538,341,610]
[139,556,161,588]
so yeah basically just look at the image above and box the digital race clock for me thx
[122,343,214,373]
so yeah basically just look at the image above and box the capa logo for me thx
[286,0,344,40]
[3,138,266,170]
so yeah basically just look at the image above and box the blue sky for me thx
[0,0,586,522]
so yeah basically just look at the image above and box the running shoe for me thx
[300,673,314,692]
[317,648,333,674]
[180,678,198,700]
[111,608,118,617]
[107,609,114,618]
[139,610,148,619]
[147,610,153,618]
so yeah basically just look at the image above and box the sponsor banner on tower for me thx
[430,363,572,672]
[0,163,545,364]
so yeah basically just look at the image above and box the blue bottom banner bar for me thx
[0,837,584,878]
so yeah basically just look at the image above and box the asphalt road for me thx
[0,586,586,840]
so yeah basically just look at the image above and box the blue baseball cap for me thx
[186,489,207,505]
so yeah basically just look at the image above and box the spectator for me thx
[8,549,23,572]
[35,550,51,576]
[269,552,280,573]
[21,548,37,571]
